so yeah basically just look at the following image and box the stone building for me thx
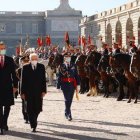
[80,0,140,49]
[45,0,82,48]
[0,0,82,55]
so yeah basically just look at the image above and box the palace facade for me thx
[80,0,140,49]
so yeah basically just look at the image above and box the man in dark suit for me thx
[0,42,18,135]
[21,53,46,132]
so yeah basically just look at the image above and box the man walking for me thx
[21,53,46,132]
[57,52,80,121]
[0,42,18,135]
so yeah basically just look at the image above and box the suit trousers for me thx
[0,106,10,128]
[22,99,29,121]
[62,90,75,117]
[28,112,39,129]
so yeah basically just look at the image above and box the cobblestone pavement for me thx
[1,86,140,140]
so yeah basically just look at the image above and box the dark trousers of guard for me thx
[63,90,74,120]
[28,111,39,131]
[0,106,10,134]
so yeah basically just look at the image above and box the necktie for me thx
[33,65,36,70]
[0,56,4,68]
[67,64,70,69]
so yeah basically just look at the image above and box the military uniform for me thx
[56,53,80,121]
[130,46,138,53]
[113,42,121,55]
[16,56,29,123]
[114,48,121,54]
[129,41,138,54]
[101,42,108,56]
[102,48,108,55]
[129,38,138,54]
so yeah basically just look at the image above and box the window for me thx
[120,6,122,11]
[0,24,6,33]
[32,12,38,15]
[16,11,22,14]
[32,23,38,34]
[0,12,5,14]
[90,26,93,33]
[84,28,86,35]
[16,23,22,34]
[98,24,101,31]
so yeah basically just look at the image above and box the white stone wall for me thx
[80,0,140,48]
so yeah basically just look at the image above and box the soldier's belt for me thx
[61,78,77,88]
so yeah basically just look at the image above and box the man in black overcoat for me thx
[21,53,46,132]
[0,42,18,134]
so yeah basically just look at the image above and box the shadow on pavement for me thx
[73,119,140,129]
[5,129,115,140]
[39,121,128,137]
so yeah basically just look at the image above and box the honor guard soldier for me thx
[102,42,108,56]
[113,42,121,55]
[129,40,138,54]
[85,45,92,55]
[56,52,80,121]
[16,55,29,124]
[108,47,113,55]
[70,48,77,63]
[74,47,81,56]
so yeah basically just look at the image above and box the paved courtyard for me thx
[1,86,140,140]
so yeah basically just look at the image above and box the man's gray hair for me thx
[29,53,38,60]
[0,41,5,45]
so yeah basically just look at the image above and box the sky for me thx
[0,0,130,16]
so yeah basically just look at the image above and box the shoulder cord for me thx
[59,66,70,77]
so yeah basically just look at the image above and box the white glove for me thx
[77,85,80,91]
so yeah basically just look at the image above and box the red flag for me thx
[64,32,70,45]
[46,35,51,46]
[88,35,91,45]
[119,37,122,47]
[37,37,43,47]
[16,47,20,56]
[78,36,81,46]
[82,36,86,47]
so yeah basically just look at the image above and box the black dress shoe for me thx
[3,125,8,131]
[25,120,29,124]
[68,117,72,121]
[65,113,68,119]
[0,128,4,135]
[32,128,36,133]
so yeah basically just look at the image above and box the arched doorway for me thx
[138,18,140,44]
[126,18,133,45]
[106,23,112,47]
[115,21,122,47]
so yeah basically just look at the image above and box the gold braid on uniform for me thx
[59,66,70,78]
